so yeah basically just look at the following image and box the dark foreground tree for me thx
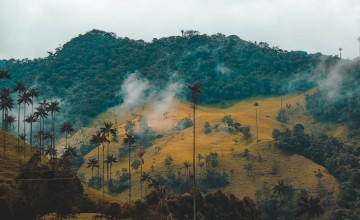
[295,196,324,220]
[14,153,84,219]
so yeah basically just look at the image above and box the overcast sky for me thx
[1,0,360,60]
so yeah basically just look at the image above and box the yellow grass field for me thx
[0,130,122,206]
[72,92,339,218]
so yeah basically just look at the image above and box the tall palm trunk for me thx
[107,142,109,183]
[140,162,143,200]
[30,120,33,155]
[102,143,105,200]
[97,145,100,183]
[39,118,42,165]
[23,103,26,158]
[17,102,20,155]
[193,106,196,220]
[110,164,112,182]
[128,143,131,202]
[30,99,34,154]
[2,109,5,158]
[65,133,68,148]
[92,167,94,178]
[256,107,258,143]
[52,112,55,150]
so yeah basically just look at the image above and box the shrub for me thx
[164,155,173,168]
[176,117,193,130]
[204,121,212,134]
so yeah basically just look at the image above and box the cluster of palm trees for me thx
[87,121,150,203]
[89,121,119,199]
[0,69,61,160]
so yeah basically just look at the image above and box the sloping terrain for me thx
[0,130,122,205]
[72,92,339,217]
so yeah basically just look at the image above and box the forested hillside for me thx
[2,29,333,127]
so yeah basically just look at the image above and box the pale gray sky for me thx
[1,0,360,59]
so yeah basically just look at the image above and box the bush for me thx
[242,126,252,142]
[88,176,103,190]
[204,121,212,134]
[176,117,193,130]
[108,171,130,194]
[276,108,287,123]
[205,152,219,168]
[71,156,84,169]
[199,170,229,193]
[164,155,173,167]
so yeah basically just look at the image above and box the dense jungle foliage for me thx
[1,29,330,127]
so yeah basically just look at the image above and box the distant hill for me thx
[2,29,336,127]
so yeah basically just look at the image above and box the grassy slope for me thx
[0,130,122,206]
[74,92,339,217]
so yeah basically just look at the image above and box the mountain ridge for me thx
[2,29,337,128]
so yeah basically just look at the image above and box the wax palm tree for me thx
[183,160,192,177]
[100,121,117,182]
[90,133,103,182]
[64,145,77,159]
[295,196,324,220]
[60,121,74,149]
[0,69,10,88]
[154,185,170,219]
[13,82,26,154]
[105,154,118,181]
[25,114,37,154]
[43,131,53,153]
[28,88,40,114]
[188,82,202,220]
[45,146,57,159]
[273,180,290,195]
[253,102,259,143]
[18,91,32,158]
[34,130,44,162]
[87,158,99,178]
[39,99,49,133]
[47,101,60,149]
[137,149,145,200]
[34,106,48,153]
[123,133,136,202]
[0,88,13,157]
[141,171,152,198]
[141,171,151,183]
[28,88,40,151]
[4,115,15,132]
